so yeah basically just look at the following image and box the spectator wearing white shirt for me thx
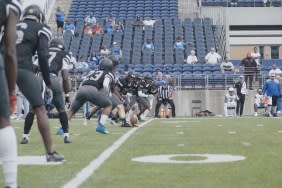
[205,47,221,65]
[84,13,96,27]
[143,17,155,27]
[251,47,261,66]
[186,50,198,64]
[268,64,282,79]
[221,56,235,73]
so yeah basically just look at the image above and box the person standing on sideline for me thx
[0,0,21,187]
[16,5,64,162]
[55,7,64,35]
[263,73,281,117]
[234,75,247,116]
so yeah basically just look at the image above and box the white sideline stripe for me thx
[62,119,154,188]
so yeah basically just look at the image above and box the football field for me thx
[2,117,282,188]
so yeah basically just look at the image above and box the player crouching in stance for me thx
[68,58,114,134]
[20,38,72,144]
[224,87,238,117]
[16,5,64,161]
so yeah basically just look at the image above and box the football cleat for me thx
[20,137,29,144]
[64,136,72,144]
[46,151,64,162]
[96,123,109,134]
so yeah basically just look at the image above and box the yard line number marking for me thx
[62,119,154,188]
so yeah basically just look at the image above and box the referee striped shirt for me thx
[158,85,173,99]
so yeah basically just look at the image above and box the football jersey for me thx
[138,80,151,95]
[0,0,21,44]
[116,76,134,95]
[16,20,52,71]
[225,92,237,103]
[82,70,115,90]
[48,47,71,76]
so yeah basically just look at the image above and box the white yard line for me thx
[62,119,154,188]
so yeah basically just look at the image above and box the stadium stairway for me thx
[178,0,199,20]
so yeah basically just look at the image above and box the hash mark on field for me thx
[177,144,185,147]
[176,125,183,128]
[256,124,264,127]
[176,131,184,135]
[62,119,153,188]
[278,130,282,133]
[241,142,252,147]
[228,131,237,135]
[217,124,223,127]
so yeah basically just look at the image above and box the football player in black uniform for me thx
[16,5,64,162]
[68,58,114,134]
[20,38,72,144]
[0,0,21,187]
[135,74,154,121]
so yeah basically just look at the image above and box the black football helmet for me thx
[144,74,153,84]
[99,58,113,71]
[50,38,65,50]
[22,5,45,23]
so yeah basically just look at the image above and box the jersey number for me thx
[16,23,27,44]
[48,51,57,65]
[88,71,103,81]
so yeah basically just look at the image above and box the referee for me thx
[154,82,176,118]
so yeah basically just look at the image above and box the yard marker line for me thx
[62,119,154,188]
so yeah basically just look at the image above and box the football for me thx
[130,114,138,127]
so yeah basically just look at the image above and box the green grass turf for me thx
[1,117,282,188]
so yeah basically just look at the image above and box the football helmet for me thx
[99,58,113,71]
[50,38,65,50]
[22,5,45,23]
[144,74,153,84]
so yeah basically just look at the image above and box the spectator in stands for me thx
[143,17,156,28]
[100,45,111,57]
[142,38,155,54]
[83,24,92,35]
[76,56,89,72]
[55,7,65,35]
[221,56,235,73]
[105,14,115,27]
[88,51,100,66]
[254,88,268,116]
[240,52,258,90]
[92,22,104,35]
[224,87,237,117]
[186,50,198,64]
[268,64,282,80]
[133,16,144,27]
[235,75,247,116]
[114,20,124,33]
[173,37,185,50]
[63,19,75,35]
[251,46,262,85]
[205,47,221,65]
[110,42,122,60]
[84,12,96,27]
[68,52,77,70]
[155,71,166,86]
[263,73,281,117]
[104,24,114,35]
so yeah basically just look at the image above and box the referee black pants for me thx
[155,98,176,117]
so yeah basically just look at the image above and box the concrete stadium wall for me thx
[164,89,258,116]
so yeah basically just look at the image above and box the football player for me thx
[0,0,21,187]
[16,5,64,162]
[68,58,114,134]
[20,38,72,144]
[224,87,238,117]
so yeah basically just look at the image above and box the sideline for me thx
[62,118,154,188]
